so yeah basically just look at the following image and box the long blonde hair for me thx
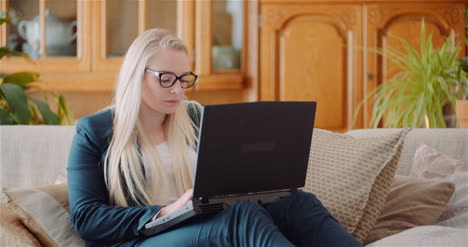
[104,29,202,207]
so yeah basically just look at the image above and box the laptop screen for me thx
[193,102,316,198]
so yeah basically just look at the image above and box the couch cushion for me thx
[304,128,410,243]
[365,175,454,244]
[410,144,468,229]
[0,203,41,247]
[366,225,468,247]
[4,184,84,247]
[0,126,76,203]
[346,128,468,176]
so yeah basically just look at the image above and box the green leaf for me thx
[29,104,40,124]
[0,83,31,124]
[0,109,17,124]
[3,72,40,87]
[55,91,75,125]
[0,10,9,23]
[0,46,33,61]
[460,57,468,73]
[0,18,11,25]
[33,99,59,125]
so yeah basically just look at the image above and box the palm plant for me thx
[357,21,462,128]
[0,10,74,125]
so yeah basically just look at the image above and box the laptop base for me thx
[141,190,297,237]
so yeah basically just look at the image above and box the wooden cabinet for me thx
[259,0,466,132]
[260,3,362,132]
[0,0,252,93]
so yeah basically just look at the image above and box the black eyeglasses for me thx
[145,68,198,89]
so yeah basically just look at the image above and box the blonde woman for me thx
[67,29,362,247]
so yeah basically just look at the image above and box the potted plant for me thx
[0,10,74,125]
[356,21,463,128]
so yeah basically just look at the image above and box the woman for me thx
[67,28,363,247]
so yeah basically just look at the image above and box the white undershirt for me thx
[155,142,197,204]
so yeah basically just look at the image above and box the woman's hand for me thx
[157,188,193,218]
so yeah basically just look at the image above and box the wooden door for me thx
[260,3,363,132]
[365,2,466,127]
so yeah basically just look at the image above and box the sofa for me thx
[1,125,467,246]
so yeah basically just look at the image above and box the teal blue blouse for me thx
[67,105,201,246]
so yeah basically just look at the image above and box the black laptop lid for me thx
[193,101,316,198]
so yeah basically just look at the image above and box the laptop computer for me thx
[141,101,317,236]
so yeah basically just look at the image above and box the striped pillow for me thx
[3,184,84,247]
[304,128,410,243]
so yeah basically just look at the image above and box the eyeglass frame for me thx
[144,68,198,89]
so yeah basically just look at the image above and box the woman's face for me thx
[141,48,190,115]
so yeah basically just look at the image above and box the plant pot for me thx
[456,100,468,128]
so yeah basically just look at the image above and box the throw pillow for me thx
[364,175,454,244]
[410,144,468,229]
[0,203,41,247]
[366,225,468,247]
[3,184,85,247]
[303,128,410,243]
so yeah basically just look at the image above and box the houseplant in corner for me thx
[357,21,463,128]
[0,10,74,125]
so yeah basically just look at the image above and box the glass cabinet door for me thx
[212,0,243,72]
[93,0,182,72]
[195,0,246,90]
[106,0,138,57]
[45,0,77,57]
[7,0,40,57]
[1,0,91,72]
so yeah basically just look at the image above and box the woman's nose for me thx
[170,81,184,94]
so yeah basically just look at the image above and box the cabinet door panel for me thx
[279,19,346,129]
[261,4,362,132]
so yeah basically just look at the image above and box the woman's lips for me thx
[165,100,179,104]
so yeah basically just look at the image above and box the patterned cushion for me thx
[3,184,84,247]
[410,144,468,229]
[304,129,410,243]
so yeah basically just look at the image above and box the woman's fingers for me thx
[176,188,193,207]
[158,188,194,218]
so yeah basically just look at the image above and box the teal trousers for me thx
[123,191,363,247]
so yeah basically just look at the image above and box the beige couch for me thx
[1,126,467,246]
